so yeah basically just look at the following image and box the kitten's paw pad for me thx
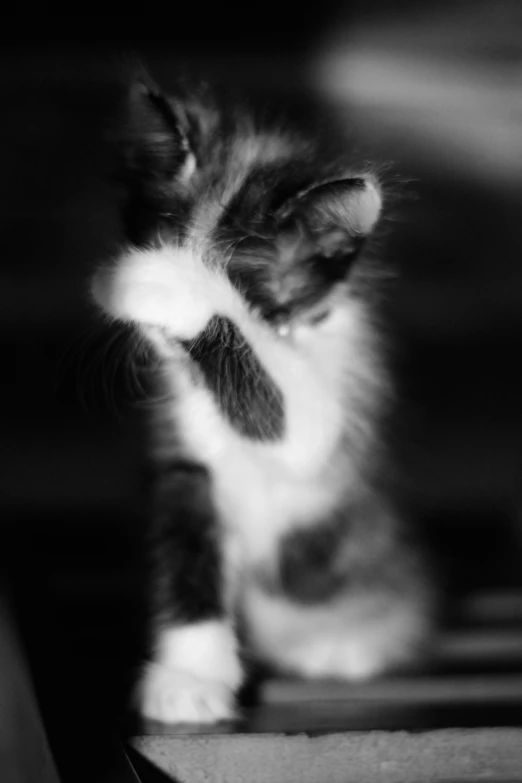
[137,663,236,724]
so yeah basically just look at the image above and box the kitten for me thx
[91,75,434,723]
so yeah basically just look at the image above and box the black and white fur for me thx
[91,77,433,723]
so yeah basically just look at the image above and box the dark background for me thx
[1,1,522,779]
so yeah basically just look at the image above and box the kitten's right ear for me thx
[123,77,194,186]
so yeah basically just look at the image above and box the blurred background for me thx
[1,0,522,778]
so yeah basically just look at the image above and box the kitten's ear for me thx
[124,77,194,184]
[279,176,382,257]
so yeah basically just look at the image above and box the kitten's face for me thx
[107,79,382,337]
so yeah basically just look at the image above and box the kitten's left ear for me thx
[123,76,194,185]
[280,176,382,256]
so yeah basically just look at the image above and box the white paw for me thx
[137,663,236,724]
[135,621,243,724]
[291,637,386,680]
[294,607,427,681]
[244,585,427,682]
[326,641,391,681]
[91,246,237,340]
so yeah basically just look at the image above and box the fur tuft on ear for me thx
[117,76,198,245]
[300,177,381,235]
[279,176,382,256]
[124,77,195,185]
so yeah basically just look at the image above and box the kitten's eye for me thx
[275,309,330,338]
[309,310,329,326]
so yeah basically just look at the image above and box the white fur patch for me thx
[138,665,236,723]
[91,244,244,339]
[136,620,243,724]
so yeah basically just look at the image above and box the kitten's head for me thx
[94,76,383,336]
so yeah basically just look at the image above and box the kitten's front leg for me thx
[136,462,243,724]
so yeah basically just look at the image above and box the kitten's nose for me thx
[261,306,292,336]
[265,305,292,328]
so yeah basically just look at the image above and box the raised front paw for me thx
[136,663,236,723]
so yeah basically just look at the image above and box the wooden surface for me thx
[128,590,522,782]
[132,729,522,783]
[134,603,522,783]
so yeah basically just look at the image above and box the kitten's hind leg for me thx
[135,462,243,724]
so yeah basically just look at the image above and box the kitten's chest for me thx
[154,350,348,562]
[161,331,346,475]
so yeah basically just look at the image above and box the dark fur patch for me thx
[226,236,364,327]
[275,510,353,603]
[181,316,285,441]
[147,460,223,623]
[260,492,407,604]
[216,161,315,233]
[118,81,195,246]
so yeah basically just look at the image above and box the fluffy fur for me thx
[91,76,433,723]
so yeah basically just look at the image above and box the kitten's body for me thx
[92,77,433,723]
